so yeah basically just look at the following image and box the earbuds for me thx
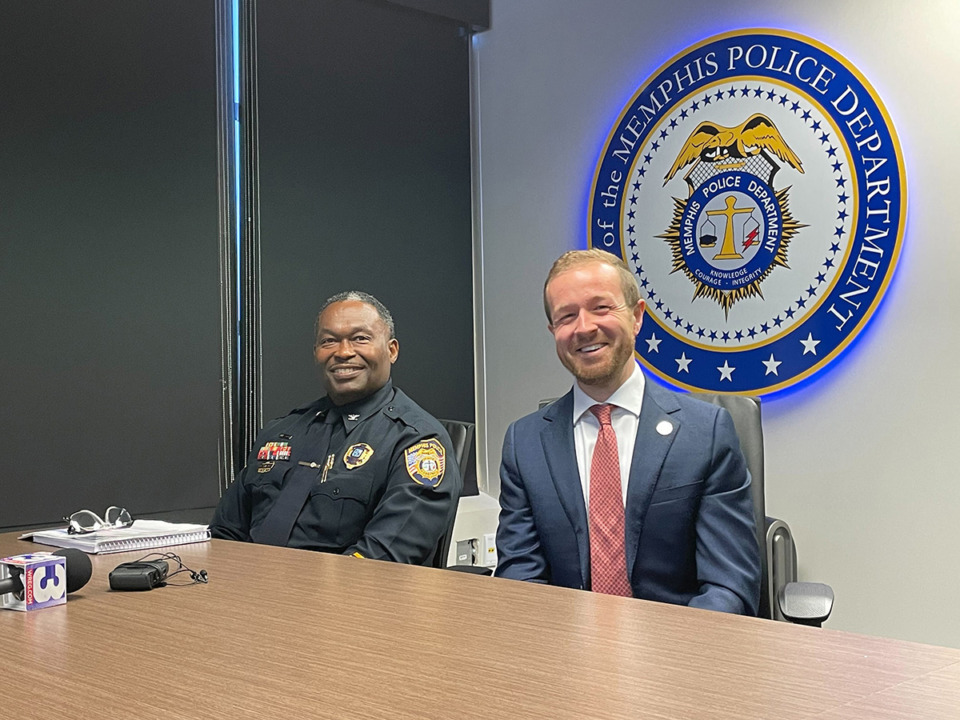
[130,552,209,587]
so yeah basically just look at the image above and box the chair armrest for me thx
[765,516,797,621]
[778,582,834,627]
[766,516,834,626]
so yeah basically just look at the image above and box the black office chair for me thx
[695,393,833,626]
[432,419,476,570]
[440,419,475,481]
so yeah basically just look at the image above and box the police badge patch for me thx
[404,439,446,488]
[589,29,905,394]
[343,443,374,469]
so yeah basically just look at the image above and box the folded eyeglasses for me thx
[64,506,133,534]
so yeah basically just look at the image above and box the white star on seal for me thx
[800,333,821,355]
[675,352,692,373]
[717,360,735,381]
[645,332,662,353]
[762,353,782,376]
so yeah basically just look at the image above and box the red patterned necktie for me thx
[588,404,632,597]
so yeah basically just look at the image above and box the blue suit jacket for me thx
[495,379,761,615]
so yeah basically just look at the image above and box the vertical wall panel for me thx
[256,1,476,488]
[0,2,220,527]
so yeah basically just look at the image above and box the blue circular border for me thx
[589,29,906,394]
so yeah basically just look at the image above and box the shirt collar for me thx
[572,362,645,425]
[316,380,395,434]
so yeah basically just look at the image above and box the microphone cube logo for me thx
[1,554,67,611]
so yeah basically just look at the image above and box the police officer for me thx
[210,291,462,564]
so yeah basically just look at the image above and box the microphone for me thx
[52,548,93,594]
[1,548,93,610]
[0,571,23,597]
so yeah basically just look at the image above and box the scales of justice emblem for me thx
[659,113,805,316]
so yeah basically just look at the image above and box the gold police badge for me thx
[658,113,805,316]
[343,443,374,469]
[404,439,446,488]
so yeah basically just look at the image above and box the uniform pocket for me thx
[249,465,294,528]
[310,476,373,500]
[307,475,375,546]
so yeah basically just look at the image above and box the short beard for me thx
[560,338,634,388]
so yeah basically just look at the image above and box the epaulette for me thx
[382,399,421,433]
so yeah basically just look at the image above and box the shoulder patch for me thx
[404,438,446,488]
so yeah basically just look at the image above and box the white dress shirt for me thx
[572,362,645,506]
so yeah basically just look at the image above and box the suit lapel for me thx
[539,392,590,585]
[624,381,681,581]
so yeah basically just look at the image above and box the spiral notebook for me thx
[21,520,211,554]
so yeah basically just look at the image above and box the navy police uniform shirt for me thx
[210,381,462,565]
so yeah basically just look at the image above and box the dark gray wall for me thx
[256,1,476,487]
[0,0,478,531]
[0,2,221,528]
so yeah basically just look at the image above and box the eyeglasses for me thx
[64,506,133,534]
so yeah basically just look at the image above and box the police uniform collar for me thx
[323,381,396,433]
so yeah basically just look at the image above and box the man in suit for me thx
[495,250,760,614]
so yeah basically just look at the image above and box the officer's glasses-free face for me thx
[64,506,133,534]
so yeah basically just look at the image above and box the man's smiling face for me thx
[545,260,644,401]
[314,300,398,406]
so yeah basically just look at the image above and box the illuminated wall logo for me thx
[589,29,905,394]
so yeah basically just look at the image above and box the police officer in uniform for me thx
[210,291,462,564]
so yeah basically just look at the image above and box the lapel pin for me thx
[656,420,674,436]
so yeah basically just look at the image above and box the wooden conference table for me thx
[1,534,958,719]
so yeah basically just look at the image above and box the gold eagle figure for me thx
[663,113,804,184]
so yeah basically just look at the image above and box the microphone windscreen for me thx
[52,548,93,593]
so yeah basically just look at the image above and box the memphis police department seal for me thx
[589,29,905,394]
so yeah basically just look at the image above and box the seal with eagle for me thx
[664,113,804,185]
[658,113,806,315]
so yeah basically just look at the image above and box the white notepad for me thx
[21,520,211,554]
